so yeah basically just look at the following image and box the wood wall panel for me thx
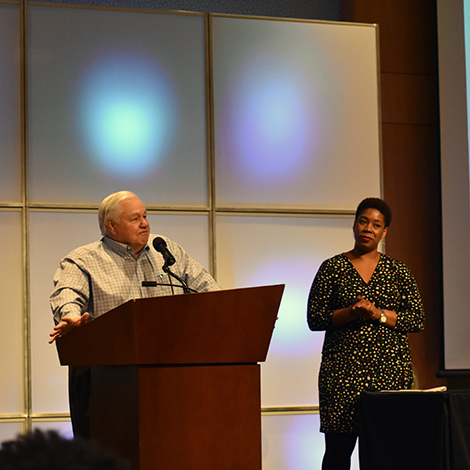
[382,122,443,388]
[381,73,439,125]
[342,0,445,389]
[342,0,438,74]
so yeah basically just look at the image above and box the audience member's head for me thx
[0,429,131,470]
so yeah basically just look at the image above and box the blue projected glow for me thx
[78,52,177,177]
[227,57,318,181]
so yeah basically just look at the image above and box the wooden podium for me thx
[56,284,284,470]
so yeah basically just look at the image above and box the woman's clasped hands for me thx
[351,295,381,321]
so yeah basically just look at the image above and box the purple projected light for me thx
[78,51,177,177]
[284,416,359,470]
[226,56,319,182]
[285,415,324,470]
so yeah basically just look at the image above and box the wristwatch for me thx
[379,309,387,323]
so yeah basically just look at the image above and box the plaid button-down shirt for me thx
[50,234,220,324]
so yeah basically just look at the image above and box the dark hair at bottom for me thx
[0,429,131,470]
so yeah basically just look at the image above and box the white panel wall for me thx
[0,211,24,414]
[216,215,355,406]
[0,5,380,468]
[262,414,359,470]
[212,16,381,210]
[0,3,21,202]
[28,6,208,206]
[29,212,100,413]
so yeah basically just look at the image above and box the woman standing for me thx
[307,198,425,470]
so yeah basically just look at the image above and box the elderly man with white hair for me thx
[49,190,220,438]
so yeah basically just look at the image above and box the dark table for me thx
[358,389,470,470]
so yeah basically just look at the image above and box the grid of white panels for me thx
[0,4,380,469]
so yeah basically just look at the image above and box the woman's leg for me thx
[322,433,357,470]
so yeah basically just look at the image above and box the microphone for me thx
[151,237,194,294]
[152,237,176,269]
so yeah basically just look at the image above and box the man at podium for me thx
[48,190,220,438]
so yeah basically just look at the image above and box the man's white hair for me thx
[98,190,138,235]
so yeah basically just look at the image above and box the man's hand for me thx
[48,313,90,344]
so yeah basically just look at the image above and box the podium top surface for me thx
[56,284,284,366]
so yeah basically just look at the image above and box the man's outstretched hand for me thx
[49,313,90,344]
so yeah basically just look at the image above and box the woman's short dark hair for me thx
[355,197,392,227]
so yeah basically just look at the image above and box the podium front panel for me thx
[90,364,262,470]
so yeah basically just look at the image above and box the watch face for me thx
[380,312,387,323]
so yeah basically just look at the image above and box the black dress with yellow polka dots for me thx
[307,253,425,434]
